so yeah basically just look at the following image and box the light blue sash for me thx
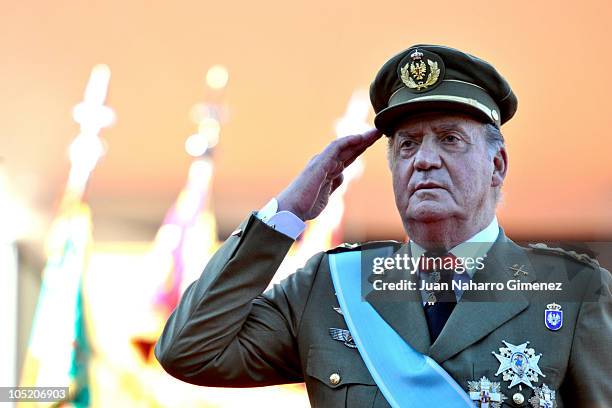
[329,251,473,408]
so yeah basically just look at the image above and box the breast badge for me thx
[544,303,563,331]
[492,340,545,389]
[329,328,357,349]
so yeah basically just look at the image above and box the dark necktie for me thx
[421,251,457,342]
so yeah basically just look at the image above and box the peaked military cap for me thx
[370,44,518,134]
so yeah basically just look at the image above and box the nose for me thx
[413,136,442,171]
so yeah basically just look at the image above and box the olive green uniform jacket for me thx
[155,214,612,407]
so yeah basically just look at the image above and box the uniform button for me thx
[491,109,499,122]
[512,392,524,405]
[329,373,341,385]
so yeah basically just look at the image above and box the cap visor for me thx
[374,99,495,135]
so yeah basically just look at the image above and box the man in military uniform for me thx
[155,45,611,407]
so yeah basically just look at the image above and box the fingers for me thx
[322,128,382,162]
[354,128,384,146]
[312,128,383,178]
[336,128,383,165]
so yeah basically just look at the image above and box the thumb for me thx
[330,173,344,193]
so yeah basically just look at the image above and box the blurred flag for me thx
[19,64,114,407]
[20,193,93,407]
[0,161,21,393]
[151,155,220,320]
[152,73,228,320]
[134,71,309,406]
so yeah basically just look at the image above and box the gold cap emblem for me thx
[399,48,444,92]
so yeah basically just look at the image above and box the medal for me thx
[529,384,556,408]
[492,340,545,388]
[467,376,507,408]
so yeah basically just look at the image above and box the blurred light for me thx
[72,104,115,130]
[334,89,370,136]
[0,164,34,241]
[0,201,34,242]
[85,64,111,105]
[176,160,214,220]
[68,133,106,192]
[185,133,209,157]
[189,159,213,186]
[68,64,115,193]
[332,90,369,182]
[0,238,17,388]
[72,64,116,131]
[206,65,229,89]
[198,117,220,147]
[69,133,105,168]
[185,116,221,157]
[155,224,182,251]
[189,103,211,124]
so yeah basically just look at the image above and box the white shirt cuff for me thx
[256,198,306,240]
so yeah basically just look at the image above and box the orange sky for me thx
[1,0,611,248]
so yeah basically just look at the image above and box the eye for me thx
[441,134,461,143]
[399,139,418,149]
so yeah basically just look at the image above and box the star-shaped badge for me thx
[492,340,545,389]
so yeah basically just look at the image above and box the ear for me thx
[491,146,508,188]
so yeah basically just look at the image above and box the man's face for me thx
[389,112,500,230]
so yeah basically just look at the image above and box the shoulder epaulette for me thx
[528,243,601,269]
[326,242,362,253]
[326,240,401,254]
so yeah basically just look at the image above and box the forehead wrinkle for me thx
[394,121,466,140]
[393,114,482,142]
[432,122,465,133]
[395,129,422,140]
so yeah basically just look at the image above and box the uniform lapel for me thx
[429,230,537,363]
[364,243,432,354]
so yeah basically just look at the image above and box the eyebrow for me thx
[395,122,468,139]
[395,130,421,139]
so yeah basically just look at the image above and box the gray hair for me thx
[483,123,506,203]
[483,123,505,159]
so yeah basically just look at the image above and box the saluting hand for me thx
[276,128,383,221]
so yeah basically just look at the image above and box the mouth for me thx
[413,181,446,192]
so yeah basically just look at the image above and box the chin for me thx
[405,202,454,223]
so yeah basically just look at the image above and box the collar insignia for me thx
[510,263,529,277]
